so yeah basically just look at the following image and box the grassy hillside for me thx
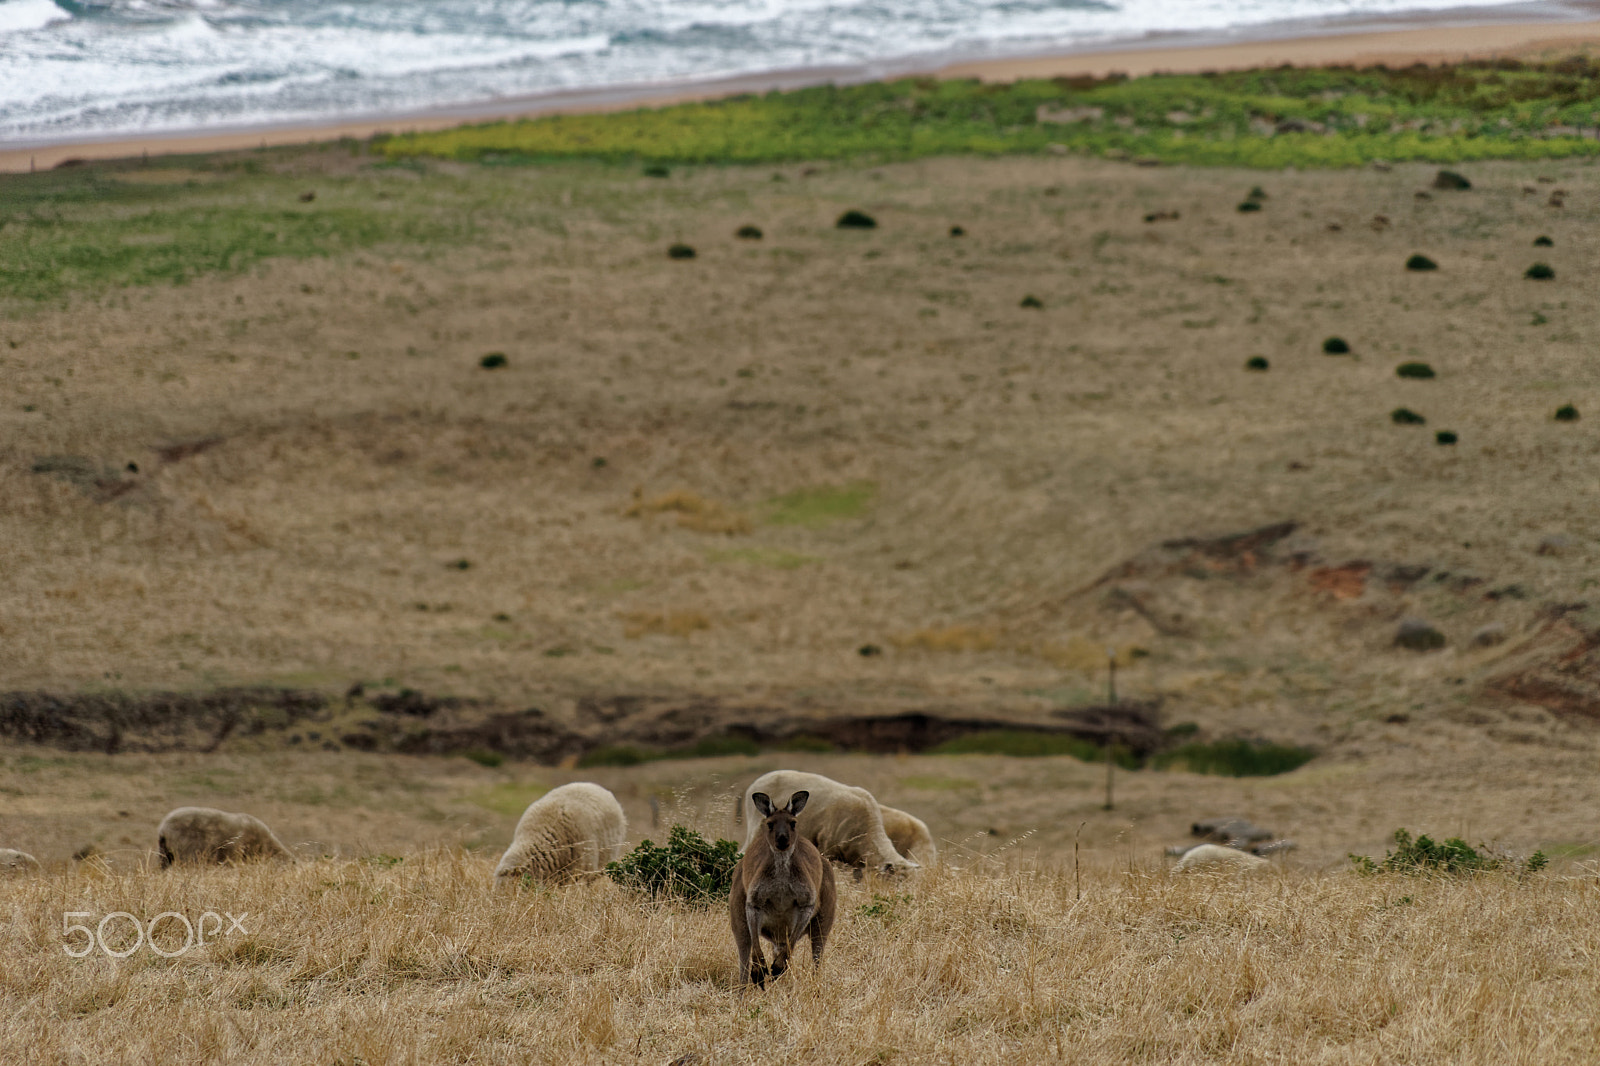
[382,60,1600,169]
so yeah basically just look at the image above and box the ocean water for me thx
[0,0,1547,145]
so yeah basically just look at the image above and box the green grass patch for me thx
[381,61,1600,170]
[763,481,875,527]
[468,782,548,817]
[1151,738,1315,777]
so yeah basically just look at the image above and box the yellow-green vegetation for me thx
[763,482,875,527]
[3,849,1593,1063]
[468,781,548,817]
[383,61,1600,169]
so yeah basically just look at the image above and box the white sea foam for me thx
[0,0,1559,144]
[0,0,68,35]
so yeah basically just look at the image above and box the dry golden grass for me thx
[3,849,1597,1064]
[625,488,754,536]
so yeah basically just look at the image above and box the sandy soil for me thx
[4,18,1599,173]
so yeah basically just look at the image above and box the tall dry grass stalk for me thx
[3,851,1596,1063]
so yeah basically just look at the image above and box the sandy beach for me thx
[3,15,1599,174]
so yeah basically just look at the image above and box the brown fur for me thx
[729,791,836,989]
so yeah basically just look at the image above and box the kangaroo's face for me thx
[751,790,810,852]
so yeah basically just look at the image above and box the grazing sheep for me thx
[730,790,836,988]
[157,807,295,866]
[0,848,41,874]
[1173,843,1270,873]
[741,770,916,874]
[494,782,627,884]
[878,805,936,865]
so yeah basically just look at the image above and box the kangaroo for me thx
[729,790,837,989]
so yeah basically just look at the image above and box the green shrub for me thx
[1237,200,1262,212]
[1396,362,1435,379]
[1436,430,1458,445]
[1533,235,1554,247]
[667,243,696,259]
[1151,738,1315,777]
[479,352,508,369]
[1019,294,1044,309]
[1405,254,1438,271]
[836,209,877,229]
[1246,186,1268,201]
[1555,404,1580,422]
[462,749,504,768]
[949,225,965,237]
[642,164,670,177]
[1432,169,1472,190]
[1526,262,1555,280]
[606,825,741,905]
[1245,356,1269,371]
[1391,407,1426,424]
[1350,828,1546,876]
[1322,336,1350,354]
[735,224,763,239]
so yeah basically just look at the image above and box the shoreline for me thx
[4,11,1600,174]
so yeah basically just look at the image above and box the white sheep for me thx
[1172,843,1270,873]
[157,807,295,866]
[741,771,916,874]
[0,848,41,874]
[494,782,627,883]
[879,805,937,865]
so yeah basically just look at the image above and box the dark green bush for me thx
[1526,262,1555,280]
[1245,356,1269,371]
[1391,407,1426,424]
[1322,336,1350,354]
[1555,404,1580,422]
[735,224,763,239]
[836,209,877,229]
[448,558,472,570]
[1237,200,1262,212]
[1019,294,1044,309]
[479,352,508,369]
[1405,254,1438,271]
[606,825,741,905]
[1436,430,1458,445]
[1533,235,1554,247]
[642,164,670,178]
[1246,186,1267,201]
[1396,362,1435,379]
[1432,170,1471,190]
[1151,738,1315,777]
[667,243,696,259]
[1350,828,1545,876]
[463,749,503,768]
[949,225,965,237]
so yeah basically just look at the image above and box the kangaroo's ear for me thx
[751,792,774,817]
[787,790,810,816]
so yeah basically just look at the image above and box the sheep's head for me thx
[751,790,809,852]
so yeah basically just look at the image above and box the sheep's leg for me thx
[744,907,768,988]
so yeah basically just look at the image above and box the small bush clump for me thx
[667,243,696,259]
[1019,294,1043,309]
[1533,235,1554,247]
[1350,828,1546,876]
[1151,738,1316,777]
[642,164,670,178]
[1391,407,1426,424]
[1396,362,1435,379]
[949,225,965,237]
[1322,336,1350,354]
[1237,200,1262,212]
[1526,262,1554,280]
[1245,356,1269,371]
[1436,430,1458,445]
[836,210,877,229]
[1405,254,1438,271]
[735,225,763,239]
[480,352,508,369]
[1432,170,1472,190]
[606,825,741,905]
[1555,404,1580,422]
